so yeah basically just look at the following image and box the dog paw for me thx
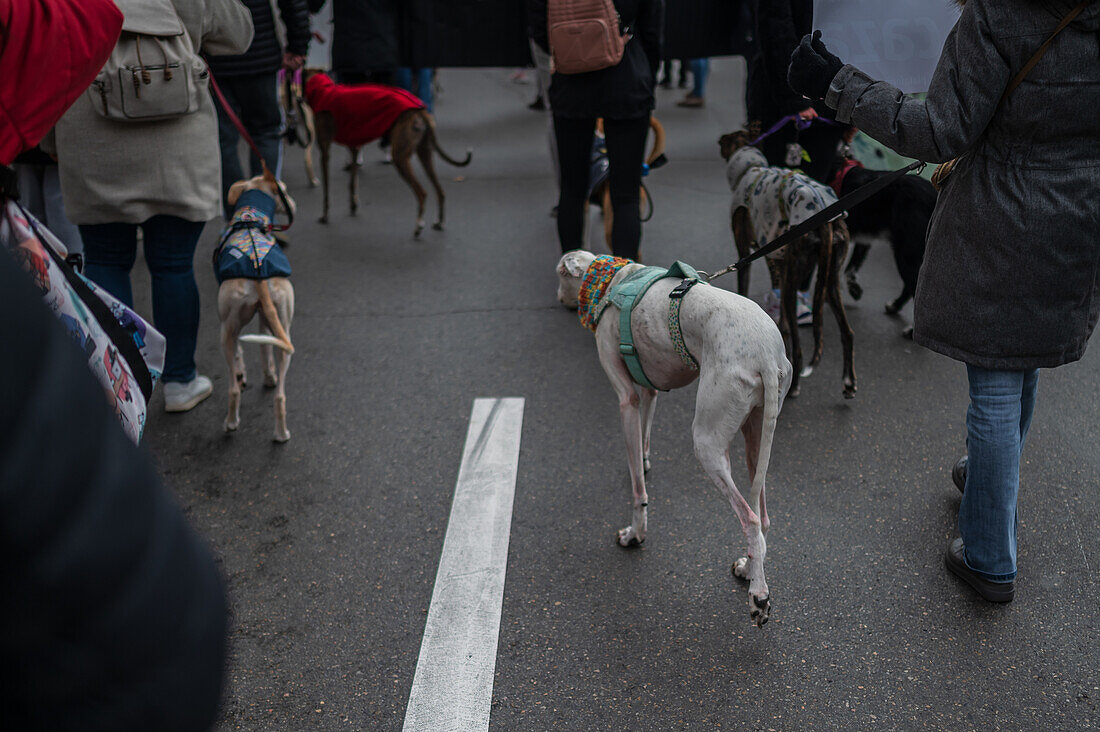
[788,384,800,398]
[799,365,814,379]
[318,216,329,225]
[617,526,645,548]
[263,372,278,389]
[643,457,652,473]
[749,592,771,627]
[902,325,914,340]
[224,419,239,433]
[432,222,443,231]
[273,428,290,443]
[884,300,901,316]
[847,279,863,301]
[732,556,751,580]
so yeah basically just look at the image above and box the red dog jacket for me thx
[304,73,425,148]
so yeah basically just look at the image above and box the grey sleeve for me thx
[824,0,1010,164]
[201,0,256,57]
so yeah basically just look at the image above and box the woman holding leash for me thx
[788,0,1100,602]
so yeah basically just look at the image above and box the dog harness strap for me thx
[667,272,701,371]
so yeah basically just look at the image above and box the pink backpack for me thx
[548,0,631,74]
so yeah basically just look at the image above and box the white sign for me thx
[813,0,961,93]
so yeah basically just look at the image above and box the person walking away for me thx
[678,58,709,107]
[530,0,665,261]
[46,0,253,413]
[210,0,311,215]
[788,0,1100,602]
[12,146,84,268]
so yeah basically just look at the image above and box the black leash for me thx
[700,160,926,282]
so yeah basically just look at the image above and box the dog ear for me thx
[557,251,588,279]
[226,180,248,208]
[718,133,740,162]
[747,120,763,140]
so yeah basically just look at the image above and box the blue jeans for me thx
[690,58,709,98]
[214,71,283,214]
[80,216,206,384]
[394,67,434,112]
[959,365,1039,582]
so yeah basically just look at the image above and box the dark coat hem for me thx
[912,331,1086,371]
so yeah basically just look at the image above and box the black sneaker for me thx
[952,455,968,493]
[944,538,1014,603]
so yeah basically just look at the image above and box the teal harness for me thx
[592,261,702,391]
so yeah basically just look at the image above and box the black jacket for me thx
[331,0,401,75]
[208,0,311,76]
[530,0,664,120]
[0,253,228,729]
[747,0,813,120]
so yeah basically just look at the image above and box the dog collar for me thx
[830,157,864,197]
[578,255,631,331]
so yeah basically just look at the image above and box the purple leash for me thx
[750,114,840,145]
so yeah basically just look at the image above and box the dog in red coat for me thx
[303,70,472,237]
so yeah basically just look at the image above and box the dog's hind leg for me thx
[394,150,428,238]
[601,186,614,251]
[596,336,648,548]
[416,133,446,231]
[809,230,833,371]
[781,265,804,396]
[640,387,657,473]
[845,241,871,300]
[826,228,857,398]
[693,377,770,626]
[260,335,277,388]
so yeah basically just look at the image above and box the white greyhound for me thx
[557,250,792,626]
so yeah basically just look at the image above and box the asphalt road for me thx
[138,60,1099,730]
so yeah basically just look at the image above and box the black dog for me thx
[831,159,937,334]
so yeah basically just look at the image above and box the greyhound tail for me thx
[242,280,294,353]
[752,368,782,499]
[425,113,472,167]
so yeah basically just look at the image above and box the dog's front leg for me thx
[597,336,648,547]
[640,387,657,473]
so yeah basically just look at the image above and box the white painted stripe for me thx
[402,397,525,732]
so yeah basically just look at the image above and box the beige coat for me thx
[45,0,253,225]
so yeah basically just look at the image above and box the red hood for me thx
[0,0,123,165]
[304,73,425,148]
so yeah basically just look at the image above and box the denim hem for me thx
[161,369,197,385]
[963,555,1016,583]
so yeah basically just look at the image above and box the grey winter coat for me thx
[45,0,253,225]
[825,0,1100,370]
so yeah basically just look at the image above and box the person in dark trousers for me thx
[210,0,311,214]
[530,0,665,261]
[748,0,844,184]
[789,0,1100,603]
[331,0,401,85]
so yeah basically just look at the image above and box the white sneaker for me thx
[762,289,781,323]
[797,290,813,327]
[164,374,213,413]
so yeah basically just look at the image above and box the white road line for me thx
[402,397,525,732]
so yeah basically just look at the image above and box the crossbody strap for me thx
[1002,1,1089,102]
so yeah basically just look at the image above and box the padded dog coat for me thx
[726,146,839,257]
[214,189,291,284]
[304,73,425,148]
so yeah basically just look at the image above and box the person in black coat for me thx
[0,248,228,730]
[209,0,311,212]
[331,0,401,84]
[530,0,664,260]
[747,0,844,184]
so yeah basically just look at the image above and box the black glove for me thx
[787,30,844,102]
